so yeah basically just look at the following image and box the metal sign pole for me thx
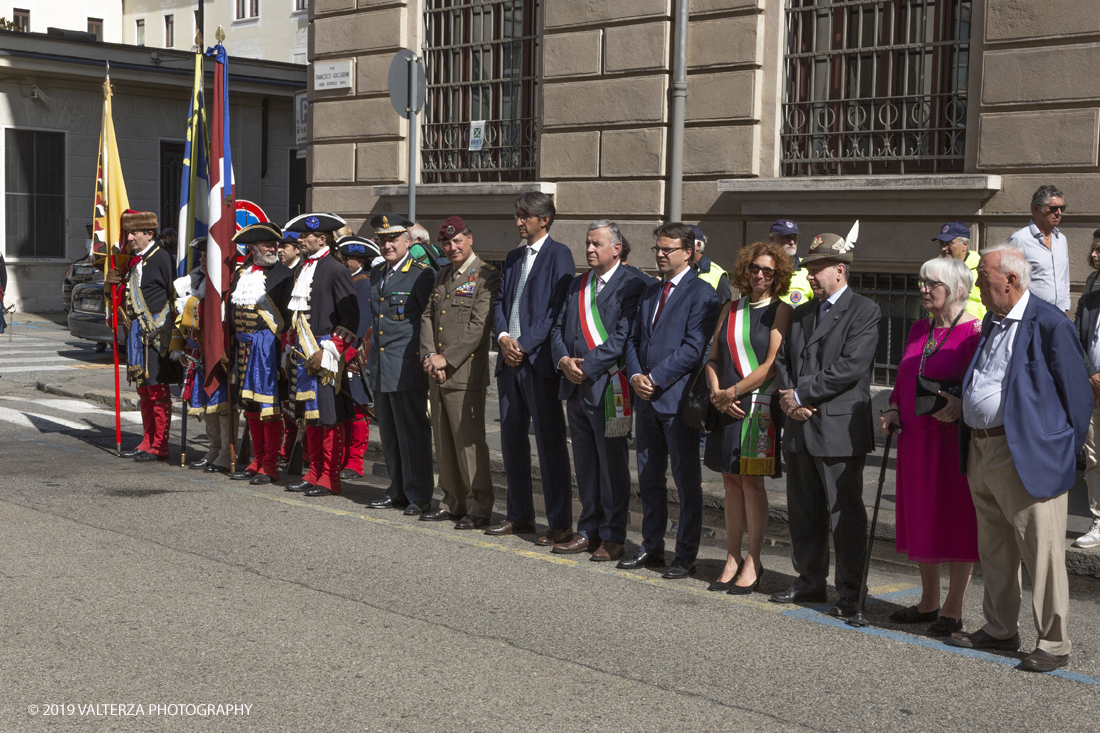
[407,55,417,223]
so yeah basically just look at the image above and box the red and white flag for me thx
[204,42,235,392]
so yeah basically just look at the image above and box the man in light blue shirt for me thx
[1007,184,1069,315]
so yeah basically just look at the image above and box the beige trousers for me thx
[431,384,494,519]
[967,433,1071,656]
[1079,405,1100,519]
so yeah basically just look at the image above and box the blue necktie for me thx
[817,299,832,325]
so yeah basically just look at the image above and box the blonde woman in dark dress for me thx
[704,242,793,594]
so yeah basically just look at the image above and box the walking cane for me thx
[847,424,896,628]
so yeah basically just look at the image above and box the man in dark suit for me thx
[550,220,647,561]
[364,214,436,515]
[772,228,881,617]
[621,222,720,579]
[1074,282,1100,550]
[947,244,1090,673]
[486,192,576,544]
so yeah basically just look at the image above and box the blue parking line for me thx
[782,606,1100,687]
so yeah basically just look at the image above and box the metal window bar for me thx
[782,0,970,176]
[422,0,538,183]
[852,272,926,385]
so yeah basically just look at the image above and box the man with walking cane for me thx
[771,224,881,618]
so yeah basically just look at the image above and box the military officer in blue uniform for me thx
[365,214,438,515]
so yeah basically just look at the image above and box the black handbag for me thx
[913,310,964,417]
[682,367,718,434]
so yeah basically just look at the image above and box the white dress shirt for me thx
[498,233,549,343]
[1008,221,1069,312]
[962,289,1030,430]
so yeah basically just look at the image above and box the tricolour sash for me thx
[578,270,631,437]
[727,297,776,475]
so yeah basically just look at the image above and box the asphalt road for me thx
[3,319,1100,731]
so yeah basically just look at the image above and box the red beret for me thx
[437,215,467,243]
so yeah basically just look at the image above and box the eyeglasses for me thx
[651,246,686,256]
[917,279,946,291]
[515,213,538,222]
[748,264,776,279]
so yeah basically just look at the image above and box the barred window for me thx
[422,0,538,184]
[782,0,971,176]
[5,129,65,259]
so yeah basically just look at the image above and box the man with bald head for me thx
[948,244,1091,673]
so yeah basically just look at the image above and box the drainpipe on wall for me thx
[668,0,689,223]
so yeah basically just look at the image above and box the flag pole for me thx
[101,60,125,457]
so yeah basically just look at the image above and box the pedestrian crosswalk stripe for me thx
[0,405,94,431]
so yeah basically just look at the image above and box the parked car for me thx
[68,281,127,347]
[61,254,99,311]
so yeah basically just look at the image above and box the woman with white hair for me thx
[878,256,982,637]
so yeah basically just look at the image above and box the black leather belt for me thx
[969,425,1006,439]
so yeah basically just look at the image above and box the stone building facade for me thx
[0,31,305,312]
[306,0,1100,382]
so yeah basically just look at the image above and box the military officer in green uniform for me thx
[418,216,501,529]
[772,219,813,307]
[365,213,438,515]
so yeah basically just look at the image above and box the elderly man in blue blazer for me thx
[550,220,647,562]
[947,244,1091,673]
[622,222,720,579]
[486,192,577,545]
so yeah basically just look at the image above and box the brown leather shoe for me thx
[536,528,574,546]
[1020,648,1070,673]
[591,542,623,562]
[551,534,596,554]
[484,520,537,536]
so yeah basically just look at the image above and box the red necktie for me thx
[653,281,673,324]
[250,265,264,272]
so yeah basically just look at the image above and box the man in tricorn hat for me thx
[771,224,882,618]
[419,216,500,528]
[335,235,380,479]
[364,213,437,515]
[282,212,360,496]
[226,222,295,485]
[105,210,180,462]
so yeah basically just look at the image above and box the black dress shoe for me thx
[250,474,273,485]
[616,549,666,570]
[304,487,335,497]
[120,448,144,458]
[454,515,490,530]
[133,452,165,463]
[403,502,429,516]
[829,599,859,618]
[204,464,229,474]
[340,469,361,480]
[662,559,696,580]
[285,479,313,493]
[889,605,940,624]
[188,459,210,470]
[419,507,461,522]
[1020,648,1070,673]
[770,587,827,605]
[229,470,257,481]
[926,616,962,637]
[946,629,1020,651]
[728,567,764,596]
[368,497,409,510]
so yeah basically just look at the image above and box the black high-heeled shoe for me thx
[708,561,743,591]
[727,566,764,596]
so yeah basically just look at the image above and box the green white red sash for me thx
[727,297,776,475]
[578,270,632,437]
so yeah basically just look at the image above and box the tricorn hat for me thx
[188,236,207,250]
[437,215,467,243]
[370,213,414,237]
[800,221,859,265]
[120,210,158,231]
[336,235,382,261]
[284,212,347,234]
[232,221,283,244]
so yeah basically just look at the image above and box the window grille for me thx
[421,0,538,183]
[782,0,971,176]
[5,129,65,259]
[851,272,925,386]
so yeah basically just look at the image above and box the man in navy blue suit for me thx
[549,220,647,562]
[622,222,720,578]
[486,192,576,544]
[947,244,1091,673]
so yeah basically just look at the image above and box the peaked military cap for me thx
[232,221,283,244]
[284,212,348,234]
[337,235,382,261]
[370,213,414,236]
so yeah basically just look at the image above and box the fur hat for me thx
[120,210,158,231]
